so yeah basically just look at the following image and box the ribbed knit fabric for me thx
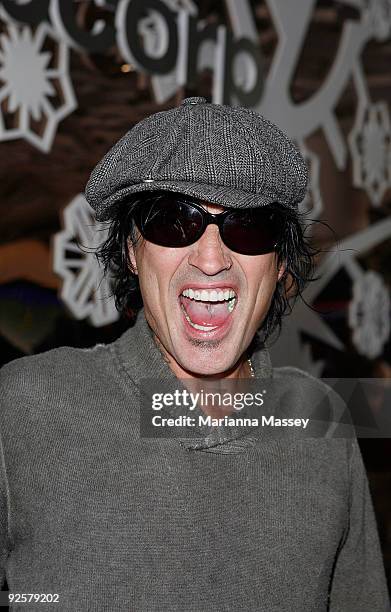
[0,312,389,611]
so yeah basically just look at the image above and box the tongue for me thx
[181,296,232,327]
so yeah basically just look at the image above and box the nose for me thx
[187,224,233,275]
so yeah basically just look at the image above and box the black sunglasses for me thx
[132,192,284,256]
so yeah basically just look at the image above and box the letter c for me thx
[50,0,116,53]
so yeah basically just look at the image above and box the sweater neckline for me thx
[112,311,274,451]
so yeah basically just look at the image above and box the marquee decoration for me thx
[0,10,76,152]
[1,0,390,176]
[1,0,390,365]
[53,194,119,327]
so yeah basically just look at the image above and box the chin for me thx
[175,346,239,378]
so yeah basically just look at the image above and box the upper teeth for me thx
[182,288,236,302]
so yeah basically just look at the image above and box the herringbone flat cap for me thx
[85,97,308,221]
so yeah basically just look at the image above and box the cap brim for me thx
[94,180,286,221]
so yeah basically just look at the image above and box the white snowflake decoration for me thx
[53,194,119,327]
[0,13,76,152]
[348,271,390,358]
[349,102,391,206]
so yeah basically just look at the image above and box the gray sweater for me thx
[0,313,389,611]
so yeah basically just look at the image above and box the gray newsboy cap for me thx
[85,97,308,221]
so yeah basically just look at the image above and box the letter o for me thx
[116,0,178,75]
[227,36,264,107]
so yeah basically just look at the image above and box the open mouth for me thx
[179,287,237,332]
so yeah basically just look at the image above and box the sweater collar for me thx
[114,310,273,451]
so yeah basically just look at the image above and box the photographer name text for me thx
[151,415,310,429]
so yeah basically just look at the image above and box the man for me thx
[0,97,389,611]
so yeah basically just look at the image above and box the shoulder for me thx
[0,343,113,427]
[1,342,108,390]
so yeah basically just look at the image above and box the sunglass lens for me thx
[222,208,282,255]
[136,196,203,247]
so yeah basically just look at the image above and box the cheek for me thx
[134,244,184,299]
[246,258,280,315]
[248,255,280,294]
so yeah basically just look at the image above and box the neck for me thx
[152,334,256,417]
[152,333,253,382]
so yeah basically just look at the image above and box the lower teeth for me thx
[182,308,218,331]
[181,297,237,331]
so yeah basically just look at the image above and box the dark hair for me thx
[96,193,317,343]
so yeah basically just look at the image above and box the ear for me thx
[127,237,138,275]
[277,259,285,282]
